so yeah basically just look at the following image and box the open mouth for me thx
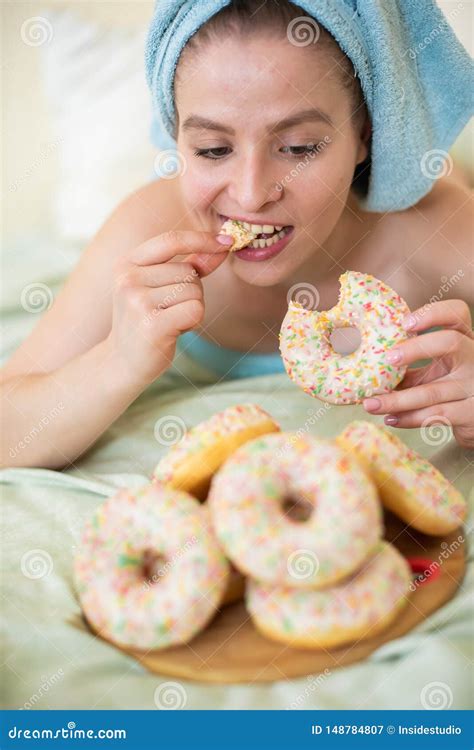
[219,215,294,249]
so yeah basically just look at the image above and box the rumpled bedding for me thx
[1,234,472,709]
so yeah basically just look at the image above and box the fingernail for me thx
[363,397,382,412]
[386,349,402,364]
[216,234,234,245]
[403,314,416,330]
[385,415,399,426]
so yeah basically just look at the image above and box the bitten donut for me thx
[336,420,467,535]
[74,483,229,651]
[152,403,280,501]
[246,542,411,649]
[208,432,382,588]
[279,270,414,404]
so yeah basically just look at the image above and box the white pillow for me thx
[39,9,157,243]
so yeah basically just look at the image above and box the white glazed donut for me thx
[208,432,382,589]
[337,420,467,535]
[279,270,414,404]
[246,542,411,649]
[152,403,280,501]
[74,483,229,650]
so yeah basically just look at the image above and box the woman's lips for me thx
[232,226,295,262]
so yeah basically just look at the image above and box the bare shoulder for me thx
[385,169,473,306]
[104,176,184,247]
[0,177,181,382]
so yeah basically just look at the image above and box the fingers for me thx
[130,230,233,268]
[123,262,201,289]
[159,299,205,337]
[185,248,229,278]
[402,299,473,337]
[384,329,469,367]
[363,377,470,416]
[396,361,450,389]
[381,396,474,434]
[148,282,203,311]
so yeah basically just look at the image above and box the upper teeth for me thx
[231,221,283,233]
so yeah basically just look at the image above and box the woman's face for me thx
[175,33,369,287]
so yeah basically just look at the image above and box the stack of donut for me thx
[74,404,466,653]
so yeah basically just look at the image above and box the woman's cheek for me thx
[299,167,345,230]
[180,168,220,212]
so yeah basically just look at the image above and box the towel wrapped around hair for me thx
[144,0,473,212]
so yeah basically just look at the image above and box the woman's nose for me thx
[228,154,283,210]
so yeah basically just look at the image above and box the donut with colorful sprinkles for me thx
[152,403,280,501]
[208,432,383,589]
[279,270,415,404]
[246,542,411,649]
[74,483,229,650]
[336,420,467,535]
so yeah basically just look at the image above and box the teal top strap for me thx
[177,330,285,380]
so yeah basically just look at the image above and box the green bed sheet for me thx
[1,235,473,710]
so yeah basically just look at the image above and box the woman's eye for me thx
[194,147,231,159]
[193,143,322,160]
[280,144,321,157]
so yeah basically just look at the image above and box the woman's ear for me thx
[356,117,372,165]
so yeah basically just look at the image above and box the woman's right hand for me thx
[106,230,233,386]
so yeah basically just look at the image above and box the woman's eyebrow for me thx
[181,108,334,135]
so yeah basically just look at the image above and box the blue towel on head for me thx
[145,0,473,212]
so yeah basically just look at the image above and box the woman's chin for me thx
[229,255,291,287]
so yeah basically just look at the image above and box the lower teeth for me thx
[248,228,288,249]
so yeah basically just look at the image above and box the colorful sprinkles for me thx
[207,432,383,588]
[337,420,467,534]
[246,542,411,648]
[74,483,229,650]
[279,270,415,404]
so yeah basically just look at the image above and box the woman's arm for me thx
[0,180,167,469]
[0,336,152,470]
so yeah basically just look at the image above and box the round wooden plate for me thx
[72,512,466,683]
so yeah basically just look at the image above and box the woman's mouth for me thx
[218,215,294,262]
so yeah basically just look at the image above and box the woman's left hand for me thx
[363,299,474,449]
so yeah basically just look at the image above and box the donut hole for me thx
[329,326,361,355]
[281,495,313,522]
[142,549,168,585]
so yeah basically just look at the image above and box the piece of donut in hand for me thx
[219,219,257,250]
